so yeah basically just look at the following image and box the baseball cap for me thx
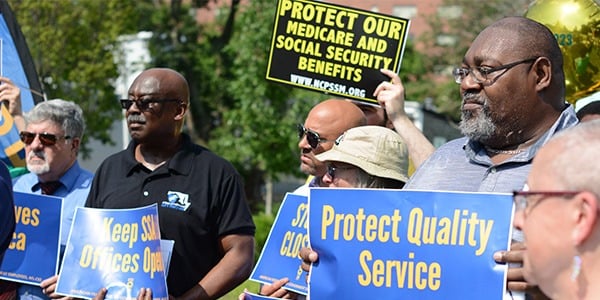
[315,125,409,183]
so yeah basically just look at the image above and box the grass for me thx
[221,280,261,300]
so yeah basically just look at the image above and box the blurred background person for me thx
[513,119,600,299]
[574,91,600,122]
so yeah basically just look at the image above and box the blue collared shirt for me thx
[12,161,93,300]
[406,106,578,193]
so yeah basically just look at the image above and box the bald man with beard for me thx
[84,68,255,300]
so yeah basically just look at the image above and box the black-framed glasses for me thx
[326,165,356,180]
[120,98,180,111]
[19,131,71,146]
[512,190,580,216]
[297,124,334,149]
[452,57,539,85]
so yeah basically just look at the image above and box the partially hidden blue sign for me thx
[308,188,514,299]
[56,204,168,300]
[0,192,62,284]
[250,193,308,295]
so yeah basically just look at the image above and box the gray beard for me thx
[459,104,496,143]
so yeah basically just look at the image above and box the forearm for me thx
[391,115,435,169]
[178,235,254,300]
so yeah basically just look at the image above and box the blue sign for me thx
[56,204,168,299]
[308,188,514,299]
[0,192,62,284]
[242,290,285,300]
[250,193,308,295]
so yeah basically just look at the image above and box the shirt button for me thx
[490,168,497,174]
[143,191,149,196]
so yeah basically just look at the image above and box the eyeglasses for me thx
[120,98,180,111]
[452,57,539,85]
[326,165,355,180]
[512,190,580,216]
[297,124,334,149]
[19,131,72,146]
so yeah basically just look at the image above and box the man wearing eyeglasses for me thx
[512,119,600,299]
[6,99,93,300]
[364,17,578,300]
[293,99,367,196]
[84,68,255,300]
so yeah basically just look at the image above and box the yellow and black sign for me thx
[266,0,410,103]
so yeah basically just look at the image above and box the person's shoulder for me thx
[430,136,468,155]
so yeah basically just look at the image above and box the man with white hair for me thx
[8,99,93,300]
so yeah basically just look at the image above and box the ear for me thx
[173,101,187,121]
[532,57,552,92]
[572,191,599,246]
[70,137,81,155]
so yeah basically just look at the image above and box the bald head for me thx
[483,17,565,104]
[131,68,190,105]
[306,99,367,134]
[298,99,366,176]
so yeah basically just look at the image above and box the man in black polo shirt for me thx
[85,68,255,299]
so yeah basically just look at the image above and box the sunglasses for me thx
[20,131,72,146]
[326,165,355,180]
[297,124,334,149]
[120,98,180,111]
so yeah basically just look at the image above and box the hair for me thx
[24,99,86,139]
[547,120,600,198]
[489,17,565,101]
[354,168,405,189]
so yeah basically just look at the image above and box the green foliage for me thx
[252,212,276,262]
[11,0,139,156]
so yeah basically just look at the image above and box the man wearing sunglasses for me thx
[293,99,366,196]
[84,68,255,300]
[6,99,93,299]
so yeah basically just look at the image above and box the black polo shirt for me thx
[85,133,255,296]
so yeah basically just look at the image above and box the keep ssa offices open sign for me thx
[266,0,410,104]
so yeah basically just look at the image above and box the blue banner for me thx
[0,1,45,168]
[242,290,285,300]
[250,193,309,295]
[308,189,513,299]
[56,204,168,300]
[0,192,62,284]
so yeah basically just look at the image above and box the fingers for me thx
[40,275,59,296]
[92,288,107,300]
[259,277,290,296]
[493,249,524,264]
[299,247,318,273]
[137,288,152,300]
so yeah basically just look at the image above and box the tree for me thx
[417,0,531,119]
[11,0,139,156]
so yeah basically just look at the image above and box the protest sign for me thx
[308,188,513,299]
[250,193,308,295]
[0,192,62,285]
[243,290,285,300]
[266,0,410,103]
[56,204,168,300]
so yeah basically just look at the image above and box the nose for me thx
[322,172,333,185]
[460,71,481,91]
[27,135,45,150]
[513,210,524,231]
[298,135,311,152]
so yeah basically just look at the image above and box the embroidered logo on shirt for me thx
[161,191,191,211]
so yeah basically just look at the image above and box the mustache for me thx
[127,114,146,123]
[28,150,45,160]
[462,92,485,105]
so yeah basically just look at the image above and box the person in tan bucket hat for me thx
[316,125,408,188]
